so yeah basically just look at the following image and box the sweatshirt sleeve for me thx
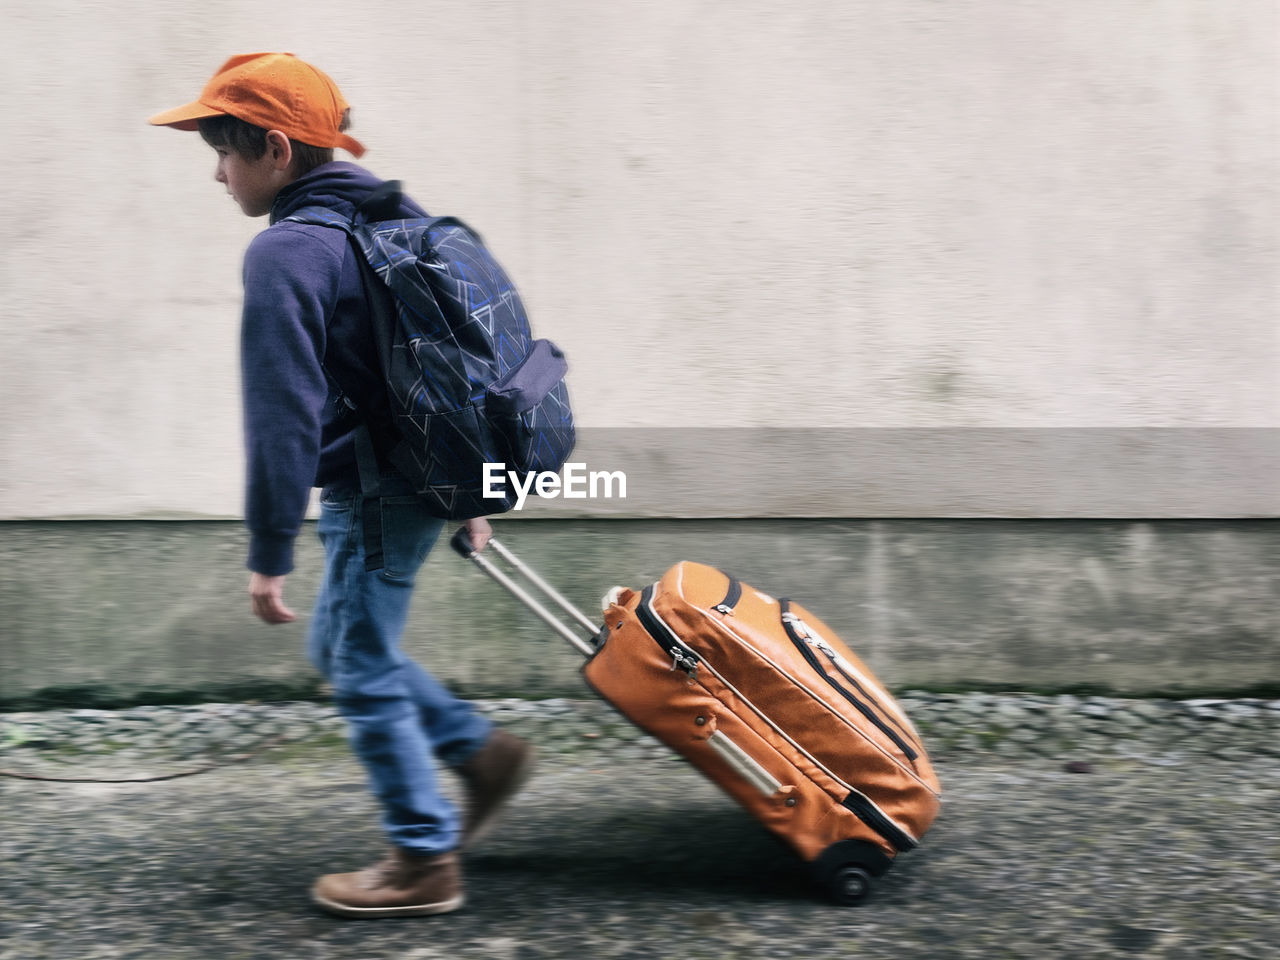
[240,225,343,576]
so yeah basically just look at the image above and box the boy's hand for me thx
[463,516,493,552]
[249,572,297,624]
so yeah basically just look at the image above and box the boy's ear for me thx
[264,129,294,172]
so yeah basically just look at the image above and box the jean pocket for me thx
[320,483,358,507]
[376,496,445,585]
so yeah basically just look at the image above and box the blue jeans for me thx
[307,487,492,855]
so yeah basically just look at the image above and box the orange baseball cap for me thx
[149,52,366,157]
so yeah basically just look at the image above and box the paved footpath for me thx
[1,708,1278,960]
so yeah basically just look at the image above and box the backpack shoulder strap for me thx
[355,180,404,222]
[277,202,391,571]
[282,190,479,247]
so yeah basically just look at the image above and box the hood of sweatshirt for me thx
[268,161,426,224]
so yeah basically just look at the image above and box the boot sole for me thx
[463,745,537,850]
[310,888,465,919]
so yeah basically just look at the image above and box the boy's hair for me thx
[198,110,353,176]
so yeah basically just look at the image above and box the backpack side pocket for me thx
[485,339,575,474]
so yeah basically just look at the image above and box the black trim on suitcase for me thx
[637,585,702,675]
[714,577,743,614]
[841,793,917,852]
[801,627,924,755]
[779,599,919,763]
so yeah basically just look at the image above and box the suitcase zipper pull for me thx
[713,578,743,615]
[801,631,839,664]
[781,611,808,638]
[668,646,699,680]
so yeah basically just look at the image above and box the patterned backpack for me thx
[285,182,575,531]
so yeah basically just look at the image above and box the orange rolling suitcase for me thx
[451,531,942,904]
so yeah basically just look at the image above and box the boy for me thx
[149,52,534,918]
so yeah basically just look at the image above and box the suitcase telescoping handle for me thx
[449,528,600,658]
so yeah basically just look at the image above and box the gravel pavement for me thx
[2,695,1278,960]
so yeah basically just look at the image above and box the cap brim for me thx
[336,133,367,158]
[148,100,227,130]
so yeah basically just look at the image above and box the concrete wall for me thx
[2,519,1276,707]
[0,4,1274,705]
[1,1,1275,519]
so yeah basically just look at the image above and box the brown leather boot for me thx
[458,729,535,849]
[310,848,464,919]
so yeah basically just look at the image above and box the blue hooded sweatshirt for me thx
[240,161,426,576]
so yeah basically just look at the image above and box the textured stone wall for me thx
[3,519,1275,705]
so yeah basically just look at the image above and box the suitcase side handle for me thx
[450,528,600,658]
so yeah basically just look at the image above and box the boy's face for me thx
[212,135,292,218]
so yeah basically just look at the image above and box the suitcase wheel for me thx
[813,841,889,906]
[827,864,874,906]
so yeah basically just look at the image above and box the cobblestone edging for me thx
[2,693,1278,781]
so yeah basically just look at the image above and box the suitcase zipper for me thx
[780,601,920,763]
[805,631,924,750]
[635,584,919,852]
[637,586,702,679]
[841,793,918,853]
[701,655,919,853]
[713,577,742,615]
[712,579,920,759]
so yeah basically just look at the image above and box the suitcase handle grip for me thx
[449,526,478,558]
[451,529,601,658]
